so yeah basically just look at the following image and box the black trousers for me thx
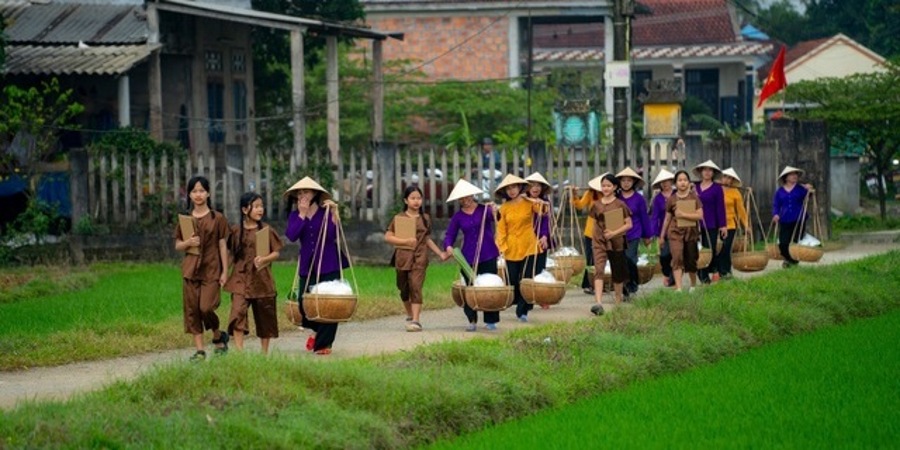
[779,221,804,264]
[299,271,340,351]
[461,258,500,324]
[698,227,719,284]
[581,236,594,289]
[717,229,737,275]
[506,254,537,318]
[659,238,673,280]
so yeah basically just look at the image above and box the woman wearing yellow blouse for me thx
[717,168,748,279]
[571,173,608,295]
[495,174,546,322]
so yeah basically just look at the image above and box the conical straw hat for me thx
[615,167,644,189]
[651,169,675,188]
[587,172,611,192]
[721,167,742,188]
[446,179,483,203]
[283,176,331,201]
[524,172,552,195]
[691,159,722,178]
[494,174,528,195]
[778,165,804,183]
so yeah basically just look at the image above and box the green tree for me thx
[0,78,85,192]
[785,61,900,220]
[755,0,810,46]
[804,0,900,59]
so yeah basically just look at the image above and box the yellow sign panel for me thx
[643,103,681,138]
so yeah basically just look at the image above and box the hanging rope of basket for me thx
[301,203,359,323]
[732,189,769,272]
[283,257,303,327]
[551,187,587,277]
[462,203,513,312]
[520,201,567,306]
[789,190,824,263]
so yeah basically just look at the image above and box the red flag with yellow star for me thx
[758,46,787,107]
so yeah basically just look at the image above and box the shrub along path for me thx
[0,241,896,411]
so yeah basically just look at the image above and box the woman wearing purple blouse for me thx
[649,169,676,286]
[772,166,812,268]
[443,179,501,331]
[616,167,653,297]
[284,177,348,355]
[692,160,728,285]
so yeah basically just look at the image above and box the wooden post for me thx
[371,40,385,145]
[290,28,307,167]
[326,36,340,165]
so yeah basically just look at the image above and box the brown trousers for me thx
[228,294,279,339]
[669,238,699,273]
[396,268,426,304]
[182,278,222,334]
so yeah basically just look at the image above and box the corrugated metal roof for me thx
[2,44,159,76]
[1,2,147,45]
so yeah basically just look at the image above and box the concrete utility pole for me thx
[612,0,633,164]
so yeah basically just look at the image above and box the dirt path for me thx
[1,240,896,410]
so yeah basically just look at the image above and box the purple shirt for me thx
[773,184,808,223]
[442,204,500,265]
[619,191,652,241]
[285,207,348,278]
[650,191,670,237]
[695,182,727,230]
[532,196,552,250]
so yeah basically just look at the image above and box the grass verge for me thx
[0,262,457,370]
[430,308,900,449]
[0,251,898,448]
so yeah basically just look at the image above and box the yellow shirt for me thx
[496,197,541,261]
[572,190,597,238]
[723,186,748,230]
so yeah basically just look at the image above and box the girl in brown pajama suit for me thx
[587,173,633,315]
[174,176,231,361]
[385,186,446,332]
[660,170,704,292]
[224,192,283,354]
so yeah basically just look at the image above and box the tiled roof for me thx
[783,37,831,68]
[534,0,737,49]
[534,42,773,64]
[3,44,159,76]
[0,2,148,45]
[635,0,737,45]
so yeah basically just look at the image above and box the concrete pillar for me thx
[290,27,307,169]
[371,39,384,145]
[326,36,340,165]
[117,75,130,127]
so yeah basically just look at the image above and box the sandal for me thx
[405,321,422,332]
[189,350,206,362]
[314,348,332,355]
[305,335,316,352]
[213,331,230,355]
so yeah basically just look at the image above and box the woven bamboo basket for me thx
[284,301,302,326]
[554,255,586,275]
[302,294,357,323]
[520,279,566,305]
[789,244,824,263]
[733,251,769,272]
[652,262,662,275]
[585,267,614,292]
[697,248,713,269]
[547,266,574,283]
[766,243,783,260]
[463,286,514,312]
[451,281,465,307]
[637,265,654,284]
[731,237,746,253]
